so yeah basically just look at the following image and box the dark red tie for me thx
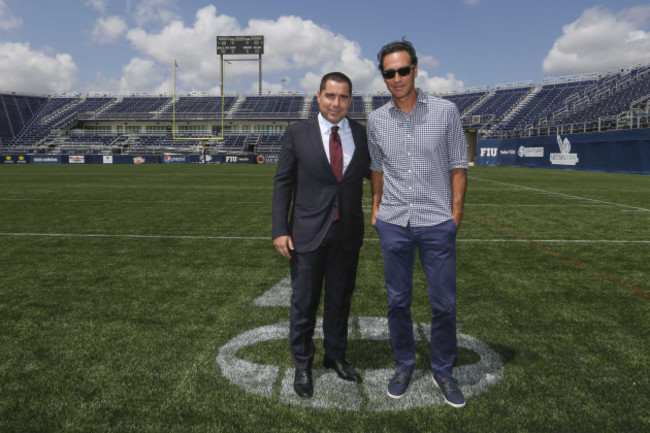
[329,125,343,221]
[329,126,343,181]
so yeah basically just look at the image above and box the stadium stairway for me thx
[225,95,246,120]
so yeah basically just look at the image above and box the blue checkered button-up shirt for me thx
[368,89,468,227]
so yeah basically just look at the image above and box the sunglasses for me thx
[381,65,415,79]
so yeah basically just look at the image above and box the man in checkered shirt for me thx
[367,39,469,407]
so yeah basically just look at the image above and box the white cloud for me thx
[462,0,481,5]
[543,6,650,76]
[419,55,440,69]
[249,15,377,92]
[417,71,465,94]
[99,4,465,94]
[85,0,108,14]
[0,0,22,31]
[92,15,128,44]
[0,42,77,94]
[126,5,240,93]
[133,0,179,26]
[118,57,164,93]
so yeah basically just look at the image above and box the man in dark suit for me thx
[272,72,369,399]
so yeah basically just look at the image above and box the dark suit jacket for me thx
[272,116,370,253]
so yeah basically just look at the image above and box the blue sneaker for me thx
[387,371,412,399]
[432,374,466,408]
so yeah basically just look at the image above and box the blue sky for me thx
[1,0,649,95]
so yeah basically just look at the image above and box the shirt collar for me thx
[318,112,349,135]
[388,88,426,112]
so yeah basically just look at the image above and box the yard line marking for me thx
[0,198,264,205]
[0,232,269,240]
[469,176,650,212]
[0,232,648,244]
[465,204,610,207]
[465,210,649,300]
[0,199,619,209]
[458,239,650,244]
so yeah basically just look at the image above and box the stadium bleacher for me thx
[2,61,650,154]
[486,79,595,137]
[0,93,48,145]
[232,95,304,118]
[308,95,366,119]
[160,96,237,117]
[464,84,533,127]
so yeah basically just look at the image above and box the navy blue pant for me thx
[375,218,458,378]
[289,222,360,371]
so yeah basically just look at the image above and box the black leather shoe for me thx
[293,369,313,398]
[323,358,362,383]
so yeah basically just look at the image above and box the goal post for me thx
[172,58,225,142]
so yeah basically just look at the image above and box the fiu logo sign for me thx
[480,147,497,157]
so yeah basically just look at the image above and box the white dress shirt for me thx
[318,113,355,174]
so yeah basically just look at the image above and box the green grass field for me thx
[0,164,648,432]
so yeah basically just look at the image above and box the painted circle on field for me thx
[216,317,504,411]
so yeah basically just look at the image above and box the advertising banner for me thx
[256,154,279,164]
[2,153,266,165]
[3,155,29,164]
[110,155,158,164]
[476,129,650,174]
[162,155,190,164]
[31,155,62,164]
[69,155,86,164]
[223,154,257,164]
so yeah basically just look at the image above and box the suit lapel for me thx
[306,117,336,177]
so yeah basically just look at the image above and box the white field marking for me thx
[0,198,264,205]
[216,317,504,411]
[12,199,611,208]
[253,277,292,307]
[469,176,650,212]
[1,233,648,244]
[465,203,610,207]
[0,232,269,240]
[219,281,504,411]
[458,239,650,244]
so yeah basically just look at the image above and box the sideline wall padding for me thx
[476,129,650,174]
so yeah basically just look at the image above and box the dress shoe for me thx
[293,369,313,398]
[323,358,362,383]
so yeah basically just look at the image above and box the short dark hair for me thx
[377,38,418,71]
[319,72,352,94]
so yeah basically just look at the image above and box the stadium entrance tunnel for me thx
[216,278,504,411]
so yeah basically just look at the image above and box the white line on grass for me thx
[469,176,649,212]
[465,204,610,207]
[0,232,269,240]
[0,232,648,243]
[0,198,265,205]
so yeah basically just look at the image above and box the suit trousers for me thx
[375,218,458,378]
[289,221,360,371]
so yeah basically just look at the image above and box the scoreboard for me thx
[217,36,264,55]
